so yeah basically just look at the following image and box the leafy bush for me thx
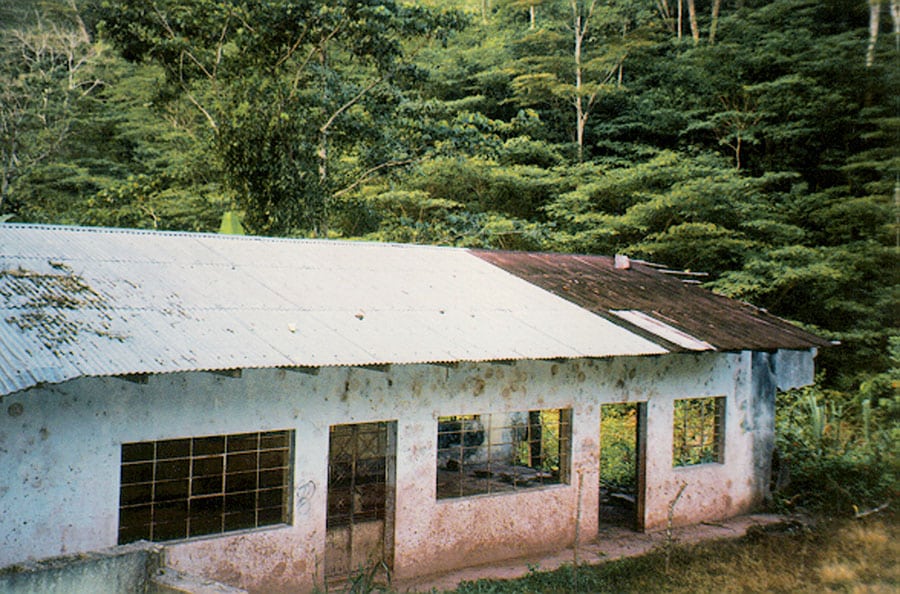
[772,361,899,516]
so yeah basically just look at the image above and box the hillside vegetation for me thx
[1,0,897,511]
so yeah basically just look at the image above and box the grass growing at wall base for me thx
[447,515,898,594]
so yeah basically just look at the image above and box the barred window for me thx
[436,409,571,499]
[673,397,725,467]
[118,430,293,544]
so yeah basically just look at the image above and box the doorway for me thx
[599,403,645,530]
[325,421,396,580]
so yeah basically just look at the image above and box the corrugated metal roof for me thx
[610,310,715,352]
[472,250,830,352]
[1,224,670,396]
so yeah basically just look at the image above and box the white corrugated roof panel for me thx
[0,224,668,396]
[610,310,715,351]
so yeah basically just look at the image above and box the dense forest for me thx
[1,0,896,402]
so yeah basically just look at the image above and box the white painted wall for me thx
[0,350,813,593]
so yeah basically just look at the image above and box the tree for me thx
[92,0,464,235]
[709,0,722,44]
[866,0,900,67]
[505,0,652,162]
[654,0,723,44]
[543,149,802,274]
[0,0,101,214]
[571,0,599,161]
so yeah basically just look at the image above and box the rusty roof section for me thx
[472,250,829,352]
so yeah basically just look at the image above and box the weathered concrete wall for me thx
[150,567,248,594]
[0,541,161,594]
[771,348,817,391]
[599,352,748,531]
[637,349,814,531]
[0,349,814,592]
[0,542,245,594]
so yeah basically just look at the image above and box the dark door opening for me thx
[325,421,396,580]
[599,402,645,531]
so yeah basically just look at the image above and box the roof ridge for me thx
[0,223,467,252]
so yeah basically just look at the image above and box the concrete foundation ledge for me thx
[0,543,246,594]
[150,567,248,594]
[0,541,163,594]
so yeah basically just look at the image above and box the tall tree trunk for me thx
[892,0,900,51]
[317,47,329,237]
[677,0,683,41]
[574,6,586,162]
[867,0,881,67]
[687,0,700,44]
[571,0,597,163]
[709,0,722,44]
[656,0,675,34]
[530,4,536,30]
[0,160,10,212]
[895,177,899,248]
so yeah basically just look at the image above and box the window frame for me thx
[118,429,294,544]
[672,396,725,468]
[436,408,572,500]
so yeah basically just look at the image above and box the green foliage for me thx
[0,0,231,230]
[84,173,224,231]
[544,150,803,275]
[340,152,564,248]
[772,379,899,516]
[511,410,563,473]
[354,189,549,251]
[343,561,392,594]
[0,0,101,213]
[673,398,723,467]
[90,0,467,235]
[600,404,636,490]
[714,242,898,386]
[218,210,244,235]
[499,135,564,168]
[636,222,756,274]
[498,0,657,160]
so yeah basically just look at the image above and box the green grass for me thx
[446,515,898,594]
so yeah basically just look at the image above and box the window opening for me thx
[118,430,293,544]
[436,409,571,499]
[673,397,725,467]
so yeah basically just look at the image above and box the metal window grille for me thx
[326,422,389,528]
[436,409,571,499]
[324,421,396,580]
[673,397,725,467]
[118,430,293,544]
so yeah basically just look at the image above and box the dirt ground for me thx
[392,513,786,593]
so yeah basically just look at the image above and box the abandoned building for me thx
[0,223,828,592]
